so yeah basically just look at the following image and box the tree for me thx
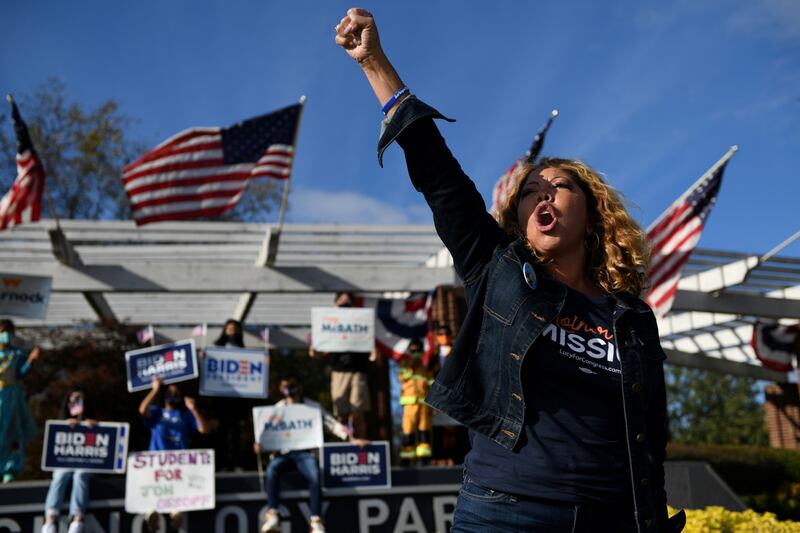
[0,78,145,219]
[666,365,769,446]
[1,78,282,222]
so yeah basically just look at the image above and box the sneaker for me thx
[261,509,280,533]
[415,442,432,458]
[67,520,85,533]
[169,511,183,529]
[41,522,56,533]
[145,510,160,532]
[309,516,326,533]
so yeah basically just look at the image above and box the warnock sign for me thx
[41,421,129,473]
[199,347,269,398]
[124,340,198,392]
[311,307,375,353]
[0,273,52,319]
[322,441,391,490]
[124,449,215,514]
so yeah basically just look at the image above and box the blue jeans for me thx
[266,451,321,516]
[44,469,92,518]
[451,476,638,533]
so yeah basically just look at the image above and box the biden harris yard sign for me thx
[125,339,198,392]
[322,441,391,490]
[41,421,129,473]
[199,347,269,398]
[125,449,215,514]
[311,307,375,353]
[253,404,323,452]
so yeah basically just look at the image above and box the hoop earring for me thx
[585,231,601,252]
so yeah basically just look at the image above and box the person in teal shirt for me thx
[0,318,41,483]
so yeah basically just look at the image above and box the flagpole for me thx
[646,145,738,234]
[275,95,307,234]
[741,229,800,285]
[524,109,559,163]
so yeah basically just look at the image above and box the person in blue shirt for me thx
[0,318,40,483]
[138,377,208,531]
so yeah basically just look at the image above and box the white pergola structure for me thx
[2,220,798,382]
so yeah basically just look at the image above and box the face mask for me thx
[69,399,84,417]
[166,395,182,407]
[0,331,10,344]
[282,386,299,397]
[410,350,423,358]
[338,303,352,308]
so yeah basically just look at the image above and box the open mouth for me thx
[533,202,557,232]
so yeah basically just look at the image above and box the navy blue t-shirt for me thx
[142,405,198,451]
[465,286,631,504]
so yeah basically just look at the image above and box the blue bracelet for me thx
[382,86,409,115]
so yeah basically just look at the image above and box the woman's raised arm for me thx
[335,8,407,117]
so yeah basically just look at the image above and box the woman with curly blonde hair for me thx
[335,8,684,532]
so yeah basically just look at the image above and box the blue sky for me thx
[1,1,798,255]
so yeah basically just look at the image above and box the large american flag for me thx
[123,103,301,225]
[645,150,734,317]
[490,110,558,216]
[0,97,45,231]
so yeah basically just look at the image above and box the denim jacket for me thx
[378,96,681,532]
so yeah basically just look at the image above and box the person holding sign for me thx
[139,377,208,530]
[309,291,375,439]
[41,388,98,533]
[0,318,40,483]
[254,375,366,533]
[335,9,683,532]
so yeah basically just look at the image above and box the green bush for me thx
[668,443,800,520]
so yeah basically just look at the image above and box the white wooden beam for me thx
[0,262,454,293]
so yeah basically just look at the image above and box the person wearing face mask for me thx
[254,375,367,533]
[0,318,40,483]
[138,377,209,531]
[335,9,685,532]
[308,292,375,439]
[397,338,433,464]
[41,388,98,533]
[209,319,248,471]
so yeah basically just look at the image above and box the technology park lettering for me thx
[53,431,110,459]
[136,348,189,377]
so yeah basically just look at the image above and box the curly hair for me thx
[496,158,650,295]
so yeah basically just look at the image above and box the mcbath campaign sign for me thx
[253,404,323,452]
[125,449,215,514]
[0,272,52,319]
[41,421,129,473]
[199,347,269,398]
[311,307,375,353]
[322,441,391,490]
[125,339,198,392]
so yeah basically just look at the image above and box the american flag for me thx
[645,148,735,317]
[123,103,302,225]
[0,96,45,231]
[490,110,558,216]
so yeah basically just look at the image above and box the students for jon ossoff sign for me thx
[252,404,323,451]
[0,272,52,319]
[124,449,215,514]
[124,339,198,392]
[199,347,269,398]
[311,307,375,352]
[41,421,129,473]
